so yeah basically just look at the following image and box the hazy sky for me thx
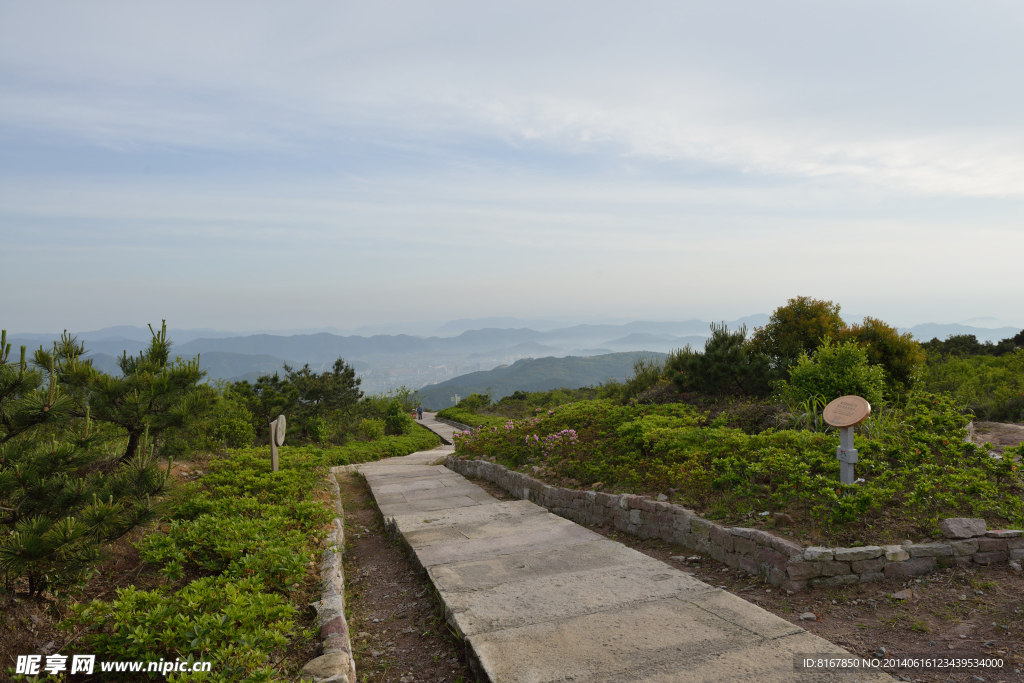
[2,1,1023,333]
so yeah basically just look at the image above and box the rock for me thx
[669,555,688,562]
[884,556,936,578]
[803,546,834,561]
[950,539,980,556]
[299,653,354,681]
[772,512,795,526]
[939,518,987,539]
[908,542,953,557]
[986,529,1022,539]
[884,544,910,561]
[977,537,1007,552]
[973,551,1007,565]
[1009,560,1022,573]
[657,493,668,501]
[890,589,914,600]
[834,546,884,561]
[799,612,817,620]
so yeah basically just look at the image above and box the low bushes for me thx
[61,432,440,681]
[453,394,1024,541]
[436,407,506,428]
[921,349,1024,422]
[63,447,332,682]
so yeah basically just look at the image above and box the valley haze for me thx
[6,315,1019,403]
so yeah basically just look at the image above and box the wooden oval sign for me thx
[275,414,287,446]
[823,395,871,428]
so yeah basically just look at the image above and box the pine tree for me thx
[62,321,209,462]
[0,330,168,597]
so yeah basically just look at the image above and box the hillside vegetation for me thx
[448,297,1024,544]
[416,351,667,409]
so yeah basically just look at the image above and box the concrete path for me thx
[413,411,464,445]
[352,422,889,682]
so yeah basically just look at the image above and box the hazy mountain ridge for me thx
[8,317,1019,396]
[414,351,669,410]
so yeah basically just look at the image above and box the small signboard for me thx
[270,415,286,472]
[274,414,287,446]
[823,395,871,428]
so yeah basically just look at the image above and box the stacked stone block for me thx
[446,457,1023,593]
[300,469,357,683]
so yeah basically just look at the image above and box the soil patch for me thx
[469,476,1024,683]
[336,471,477,683]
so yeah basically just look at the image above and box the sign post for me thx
[822,396,871,485]
[270,414,286,473]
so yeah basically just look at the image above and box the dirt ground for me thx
[469,476,1024,683]
[337,472,476,683]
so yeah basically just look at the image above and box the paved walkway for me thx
[352,415,888,682]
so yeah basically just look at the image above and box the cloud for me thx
[1,1,1023,329]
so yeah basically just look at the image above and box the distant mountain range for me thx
[7,316,1020,391]
[899,323,1021,343]
[414,352,668,410]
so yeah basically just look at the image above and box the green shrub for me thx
[455,392,492,411]
[452,392,1023,538]
[63,575,299,682]
[359,417,386,440]
[436,407,507,428]
[215,417,257,448]
[669,323,772,397]
[840,317,925,397]
[777,337,886,408]
[749,296,846,371]
[137,514,312,589]
[383,398,413,435]
[920,350,1024,421]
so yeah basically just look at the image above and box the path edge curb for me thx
[299,468,356,683]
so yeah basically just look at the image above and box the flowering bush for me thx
[453,395,1024,537]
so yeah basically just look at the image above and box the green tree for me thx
[61,322,210,462]
[0,331,167,596]
[285,358,363,439]
[841,317,925,396]
[777,337,886,409]
[749,296,846,372]
[669,323,773,396]
[228,373,299,442]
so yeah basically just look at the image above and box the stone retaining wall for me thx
[446,456,1023,592]
[300,469,356,683]
[433,416,472,433]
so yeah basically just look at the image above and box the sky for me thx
[2,1,1023,333]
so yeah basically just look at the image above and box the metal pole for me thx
[836,426,857,485]
[270,420,279,473]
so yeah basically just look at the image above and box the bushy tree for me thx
[230,357,363,443]
[670,323,773,396]
[776,337,886,409]
[840,317,925,396]
[749,296,846,371]
[286,358,363,437]
[0,331,167,597]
